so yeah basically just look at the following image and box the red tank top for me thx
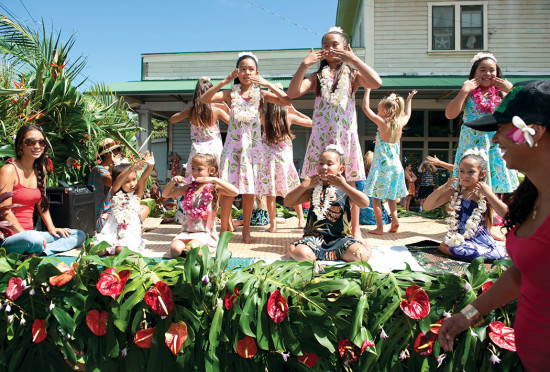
[10,164,42,231]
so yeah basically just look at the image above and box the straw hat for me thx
[98,138,121,157]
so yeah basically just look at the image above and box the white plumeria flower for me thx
[512,116,536,147]
[7,315,14,323]
[443,311,452,318]
[5,304,11,313]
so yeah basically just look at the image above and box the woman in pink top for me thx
[438,80,550,370]
[0,125,85,256]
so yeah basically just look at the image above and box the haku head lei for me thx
[113,157,132,166]
[463,147,489,162]
[325,144,344,155]
[471,52,497,64]
[327,26,344,34]
[200,76,210,82]
[238,51,259,64]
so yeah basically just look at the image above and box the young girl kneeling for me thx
[162,153,238,258]
[285,145,371,262]
[95,151,155,255]
[424,150,507,262]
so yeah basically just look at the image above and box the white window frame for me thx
[427,1,488,52]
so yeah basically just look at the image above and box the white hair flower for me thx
[471,52,497,64]
[200,76,210,82]
[386,93,398,102]
[328,26,344,34]
[238,51,259,64]
[508,116,536,147]
[325,144,344,155]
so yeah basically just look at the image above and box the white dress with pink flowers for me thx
[257,136,300,197]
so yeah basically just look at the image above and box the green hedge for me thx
[0,234,521,371]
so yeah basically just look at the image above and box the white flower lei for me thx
[230,84,261,123]
[312,183,337,220]
[320,65,351,109]
[444,187,487,247]
[111,191,140,227]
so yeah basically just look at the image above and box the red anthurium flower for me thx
[400,285,430,319]
[297,351,318,368]
[482,281,494,293]
[413,332,438,356]
[32,319,47,343]
[236,336,257,359]
[361,338,375,353]
[134,327,155,348]
[488,321,516,352]
[6,277,25,301]
[96,268,131,299]
[45,157,54,174]
[224,287,241,310]
[49,262,77,287]
[338,339,360,363]
[144,281,174,316]
[165,321,188,355]
[267,289,288,324]
[86,310,108,336]
[429,319,445,335]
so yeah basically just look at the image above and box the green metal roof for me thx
[335,0,361,39]
[109,76,550,95]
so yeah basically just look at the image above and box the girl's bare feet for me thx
[368,228,384,235]
[298,218,306,228]
[242,229,254,244]
[265,225,277,233]
[388,224,399,233]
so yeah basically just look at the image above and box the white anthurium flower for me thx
[512,116,536,147]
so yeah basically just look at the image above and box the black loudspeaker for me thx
[39,186,96,236]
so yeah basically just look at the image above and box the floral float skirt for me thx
[257,138,300,197]
[184,122,224,183]
[95,212,144,253]
[292,234,360,260]
[363,132,408,200]
[300,95,365,181]
[172,231,217,252]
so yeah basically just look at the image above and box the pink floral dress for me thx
[172,184,218,252]
[219,95,263,194]
[257,136,300,197]
[185,121,224,182]
[301,87,365,182]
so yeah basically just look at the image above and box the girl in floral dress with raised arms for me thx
[362,90,417,234]
[287,26,383,242]
[170,77,230,181]
[285,145,371,262]
[258,83,312,232]
[201,52,291,243]
[162,153,238,258]
[445,53,518,193]
[95,151,155,255]
[423,149,507,262]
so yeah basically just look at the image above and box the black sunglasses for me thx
[23,138,47,147]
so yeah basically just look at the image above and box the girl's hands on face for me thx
[302,175,321,189]
[493,77,513,93]
[303,48,323,66]
[325,172,346,188]
[224,69,239,84]
[473,181,491,197]
[250,74,269,87]
[330,45,355,63]
[462,78,479,93]
[442,177,458,192]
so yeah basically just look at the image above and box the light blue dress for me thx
[453,95,519,193]
[364,131,408,200]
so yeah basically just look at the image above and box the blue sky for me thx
[3,0,337,88]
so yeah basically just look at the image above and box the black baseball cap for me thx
[465,80,550,131]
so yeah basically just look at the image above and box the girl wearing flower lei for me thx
[285,145,372,262]
[288,26,383,242]
[423,150,508,262]
[362,90,417,234]
[94,151,155,255]
[169,77,230,182]
[162,153,238,257]
[445,52,519,193]
[201,52,291,244]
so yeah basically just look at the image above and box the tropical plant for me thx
[0,14,142,186]
[0,233,521,371]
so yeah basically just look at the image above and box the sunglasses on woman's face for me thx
[24,138,47,147]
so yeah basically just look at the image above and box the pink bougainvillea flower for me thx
[267,289,288,324]
[96,267,131,299]
[297,351,318,368]
[413,331,438,356]
[32,319,47,343]
[144,281,174,316]
[236,336,257,359]
[361,338,375,353]
[6,277,25,301]
[400,285,430,319]
[481,281,494,293]
[224,287,240,310]
[49,262,77,287]
[338,339,360,363]
[429,319,445,335]
[134,327,155,348]
[86,310,108,336]
[165,321,188,355]
[488,321,516,352]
